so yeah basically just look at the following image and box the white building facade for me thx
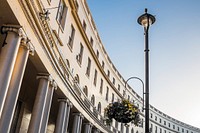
[0,0,199,133]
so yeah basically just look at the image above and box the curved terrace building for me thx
[0,0,199,133]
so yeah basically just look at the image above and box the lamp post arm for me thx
[124,77,144,111]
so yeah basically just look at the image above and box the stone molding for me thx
[58,98,73,108]
[1,24,26,38]
[20,38,35,56]
[36,73,52,82]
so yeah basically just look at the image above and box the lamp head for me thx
[137,8,156,28]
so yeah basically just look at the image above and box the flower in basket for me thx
[104,99,140,126]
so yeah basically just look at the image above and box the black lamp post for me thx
[137,8,156,133]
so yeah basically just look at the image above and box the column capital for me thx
[1,24,26,38]
[36,73,52,82]
[50,80,57,90]
[73,112,84,119]
[58,98,73,108]
[57,98,68,103]
[26,39,35,56]
[93,128,100,133]
[68,100,73,108]
[20,38,35,56]
[84,122,93,127]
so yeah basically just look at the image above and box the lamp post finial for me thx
[145,8,148,13]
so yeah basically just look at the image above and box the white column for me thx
[83,123,93,133]
[79,114,84,133]
[54,99,73,133]
[72,113,84,133]
[55,99,67,133]
[0,25,26,116]
[63,100,73,133]
[0,40,34,133]
[40,81,57,133]
[27,74,52,133]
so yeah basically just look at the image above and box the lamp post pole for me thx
[137,8,156,133]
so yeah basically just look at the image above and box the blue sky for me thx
[87,0,200,128]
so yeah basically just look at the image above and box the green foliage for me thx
[104,99,140,126]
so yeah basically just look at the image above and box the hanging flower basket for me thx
[104,99,140,126]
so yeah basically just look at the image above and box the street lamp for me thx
[137,8,156,133]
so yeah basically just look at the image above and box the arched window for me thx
[66,59,70,68]
[105,87,109,101]
[83,86,88,97]
[126,126,129,133]
[131,128,134,133]
[121,123,124,132]
[74,74,80,84]
[112,93,114,102]
[97,102,101,113]
[91,95,95,106]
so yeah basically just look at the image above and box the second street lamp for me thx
[137,8,156,133]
